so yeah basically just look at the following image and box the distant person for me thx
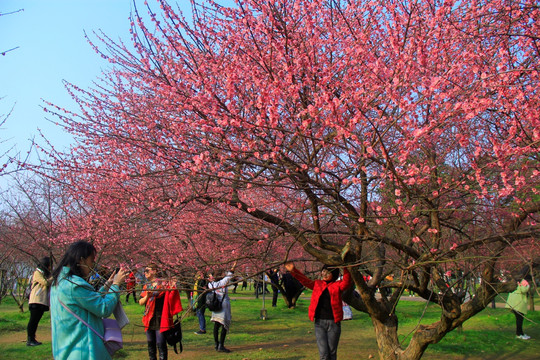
[194,271,208,335]
[125,270,138,303]
[506,274,532,340]
[285,262,352,360]
[266,268,280,307]
[254,275,261,298]
[208,261,237,353]
[50,241,126,360]
[26,256,52,346]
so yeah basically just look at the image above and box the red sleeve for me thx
[140,284,148,298]
[168,289,183,314]
[160,289,183,332]
[338,268,352,291]
[291,267,315,290]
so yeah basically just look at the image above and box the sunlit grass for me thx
[1,289,539,359]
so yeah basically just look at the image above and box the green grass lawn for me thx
[1,289,539,359]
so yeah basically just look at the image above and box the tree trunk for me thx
[10,292,25,313]
[371,314,400,360]
[371,313,436,360]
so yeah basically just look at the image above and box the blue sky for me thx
[1,1,132,155]
[0,0,199,163]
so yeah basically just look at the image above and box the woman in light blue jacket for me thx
[50,241,126,360]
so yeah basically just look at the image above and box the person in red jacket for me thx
[125,270,137,303]
[139,264,182,360]
[285,262,352,360]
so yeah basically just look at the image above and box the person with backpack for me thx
[208,261,237,353]
[285,262,352,360]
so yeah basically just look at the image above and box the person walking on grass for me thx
[285,262,352,360]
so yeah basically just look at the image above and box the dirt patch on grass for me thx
[0,327,50,345]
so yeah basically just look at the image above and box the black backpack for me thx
[205,290,224,311]
[163,317,183,354]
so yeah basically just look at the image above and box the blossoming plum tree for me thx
[43,0,539,359]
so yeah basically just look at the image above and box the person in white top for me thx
[208,261,237,353]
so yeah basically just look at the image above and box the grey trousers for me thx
[314,318,341,360]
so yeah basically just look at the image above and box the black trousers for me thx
[126,288,137,302]
[213,322,227,345]
[271,286,279,306]
[27,303,49,340]
[512,310,525,335]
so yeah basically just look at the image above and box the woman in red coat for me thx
[139,264,182,360]
[285,262,352,360]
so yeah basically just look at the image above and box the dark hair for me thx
[52,241,97,285]
[37,256,52,278]
[212,269,225,281]
[322,265,340,282]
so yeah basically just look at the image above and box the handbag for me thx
[163,316,183,354]
[59,300,123,355]
[101,318,123,355]
[342,302,353,320]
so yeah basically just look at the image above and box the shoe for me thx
[194,330,206,335]
[217,344,231,353]
[517,334,531,340]
[26,339,42,346]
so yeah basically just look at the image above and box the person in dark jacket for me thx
[194,271,208,335]
[285,262,352,360]
[266,268,280,307]
[281,269,303,308]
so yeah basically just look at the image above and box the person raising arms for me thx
[285,262,352,360]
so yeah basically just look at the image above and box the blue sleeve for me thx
[71,280,119,318]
